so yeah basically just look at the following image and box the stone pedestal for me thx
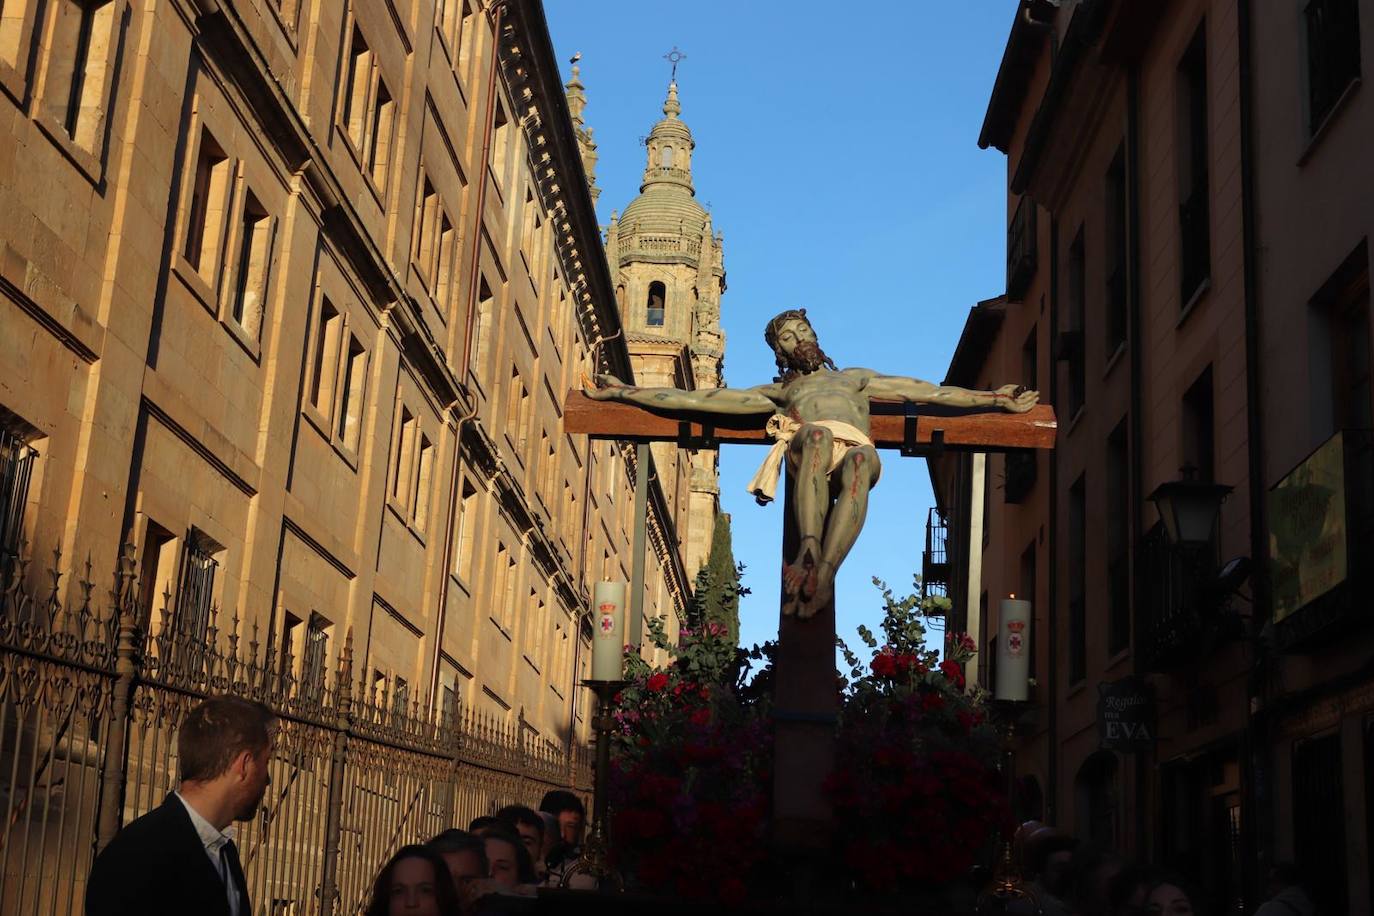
[770,471,838,852]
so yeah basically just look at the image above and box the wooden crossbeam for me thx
[562,390,1057,452]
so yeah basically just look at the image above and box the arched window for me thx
[646,282,666,327]
[661,146,674,168]
[1074,751,1119,847]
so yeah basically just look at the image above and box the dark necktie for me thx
[218,838,244,916]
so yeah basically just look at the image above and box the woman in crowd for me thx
[365,845,463,916]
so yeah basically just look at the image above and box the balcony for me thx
[921,508,950,614]
[1269,429,1374,652]
[1007,196,1038,301]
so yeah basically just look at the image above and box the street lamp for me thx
[1148,466,1232,548]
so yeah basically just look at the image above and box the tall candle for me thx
[590,581,627,681]
[995,596,1032,701]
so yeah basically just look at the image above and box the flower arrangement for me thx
[608,616,773,903]
[830,578,1008,893]
[608,575,1006,903]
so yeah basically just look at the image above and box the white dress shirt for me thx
[175,792,242,916]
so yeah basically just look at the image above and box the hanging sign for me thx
[1097,676,1155,751]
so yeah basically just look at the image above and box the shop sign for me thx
[1269,433,1347,623]
[1097,676,1155,751]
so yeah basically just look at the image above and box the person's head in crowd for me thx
[538,790,585,847]
[364,844,460,916]
[1265,862,1306,898]
[177,695,277,827]
[483,826,536,889]
[538,811,560,863]
[1107,864,1155,916]
[1026,829,1078,899]
[1068,843,1123,916]
[495,805,544,873]
[426,829,488,891]
[1143,873,1197,916]
[466,815,498,836]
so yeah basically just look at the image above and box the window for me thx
[1178,25,1210,305]
[661,146,673,168]
[0,424,37,560]
[173,530,220,643]
[391,406,417,505]
[1332,284,1372,431]
[229,190,272,341]
[137,522,176,627]
[309,297,343,415]
[471,277,494,381]
[490,99,510,190]
[415,177,440,284]
[453,477,478,581]
[413,434,434,534]
[302,612,329,696]
[44,0,117,149]
[1069,474,1086,684]
[184,130,231,280]
[336,335,367,453]
[1107,419,1130,655]
[646,281,666,327]
[1064,228,1086,417]
[340,24,393,190]
[1293,732,1348,915]
[1305,0,1362,133]
[1022,323,1038,392]
[1182,365,1215,483]
[1074,752,1120,849]
[435,214,457,314]
[507,367,530,455]
[392,676,409,716]
[1105,145,1128,356]
[1007,195,1038,301]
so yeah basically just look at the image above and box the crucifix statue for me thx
[564,308,1055,850]
[585,309,1039,617]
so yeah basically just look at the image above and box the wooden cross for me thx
[562,389,1056,848]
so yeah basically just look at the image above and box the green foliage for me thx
[687,513,748,645]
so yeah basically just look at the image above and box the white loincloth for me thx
[746,415,875,504]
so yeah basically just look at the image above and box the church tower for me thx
[585,71,726,583]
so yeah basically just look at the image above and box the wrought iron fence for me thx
[0,542,592,916]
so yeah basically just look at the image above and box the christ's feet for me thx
[796,562,835,619]
[781,537,821,616]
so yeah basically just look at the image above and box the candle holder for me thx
[560,678,627,892]
[978,700,1038,914]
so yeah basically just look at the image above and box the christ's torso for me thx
[775,369,871,434]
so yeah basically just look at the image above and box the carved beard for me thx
[786,339,832,376]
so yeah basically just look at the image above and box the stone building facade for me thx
[930,1,1374,912]
[0,0,695,751]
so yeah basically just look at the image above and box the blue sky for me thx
[545,1,1020,656]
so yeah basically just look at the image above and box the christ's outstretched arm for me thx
[585,374,779,415]
[862,372,1039,413]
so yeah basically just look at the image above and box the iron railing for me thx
[0,430,37,560]
[0,541,592,916]
[921,508,949,612]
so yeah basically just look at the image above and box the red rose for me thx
[647,672,670,692]
[939,659,965,688]
[922,691,945,713]
[689,707,711,727]
[871,651,898,678]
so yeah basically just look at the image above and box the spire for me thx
[563,53,600,203]
[640,76,695,195]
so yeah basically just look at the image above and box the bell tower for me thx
[598,63,726,583]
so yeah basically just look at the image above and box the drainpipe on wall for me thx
[964,453,987,688]
[1047,213,1060,826]
[427,0,507,710]
[1126,63,1148,861]
[1236,0,1273,902]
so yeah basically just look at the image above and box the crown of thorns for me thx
[764,309,811,352]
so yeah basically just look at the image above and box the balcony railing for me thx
[921,508,949,613]
[1007,196,1038,301]
[0,427,36,559]
[1270,428,1374,652]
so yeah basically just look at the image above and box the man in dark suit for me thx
[87,695,276,916]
